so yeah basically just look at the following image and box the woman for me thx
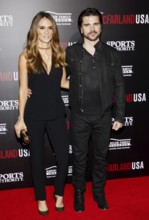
[14,11,69,216]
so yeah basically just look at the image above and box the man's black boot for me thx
[94,194,109,210]
[74,189,85,212]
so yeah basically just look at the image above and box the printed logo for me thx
[18,149,30,158]
[112,116,133,127]
[62,95,69,106]
[132,161,144,170]
[0,15,13,26]
[106,40,135,51]
[69,145,72,154]
[0,149,30,159]
[126,93,147,103]
[122,65,133,77]
[68,165,72,176]
[0,172,24,183]
[102,14,149,24]
[0,72,18,81]
[136,14,149,24]
[106,161,144,172]
[46,11,73,25]
[60,41,76,49]
[46,166,57,178]
[0,123,7,134]
[46,165,72,178]
[0,100,18,111]
[109,138,131,150]
[124,117,133,126]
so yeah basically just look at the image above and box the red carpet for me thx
[0,176,149,220]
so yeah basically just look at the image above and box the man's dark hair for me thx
[78,8,103,32]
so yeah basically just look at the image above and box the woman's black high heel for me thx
[38,201,49,216]
[38,209,49,216]
[55,206,64,212]
[54,194,64,212]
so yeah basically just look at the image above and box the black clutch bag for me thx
[20,129,30,147]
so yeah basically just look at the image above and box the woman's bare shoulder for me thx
[19,51,27,64]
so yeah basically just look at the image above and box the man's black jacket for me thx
[66,41,125,123]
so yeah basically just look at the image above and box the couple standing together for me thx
[14,8,125,216]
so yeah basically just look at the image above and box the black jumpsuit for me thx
[24,67,69,200]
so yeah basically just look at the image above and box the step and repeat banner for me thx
[0,0,149,189]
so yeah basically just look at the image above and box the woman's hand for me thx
[14,118,27,138]
[27,88,32,98]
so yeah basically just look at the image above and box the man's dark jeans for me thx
[70,111,111,196]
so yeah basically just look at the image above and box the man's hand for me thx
[27,88,32,98]
[112,121,123,131]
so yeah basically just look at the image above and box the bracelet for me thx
[18,116,24,120]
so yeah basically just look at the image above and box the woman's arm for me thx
[14,53,28,138]
[61,66,69,89]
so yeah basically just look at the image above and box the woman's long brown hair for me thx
[25,11,66,73]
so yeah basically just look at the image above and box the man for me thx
[66,8,125,212]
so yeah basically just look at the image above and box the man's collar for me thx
[77,38,103,50]
[94,41,102,50]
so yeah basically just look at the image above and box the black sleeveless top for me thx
[24,67,65,120]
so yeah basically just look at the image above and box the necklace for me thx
[44,53,50,60]
[40,50,51,61]
[38,46,51,50]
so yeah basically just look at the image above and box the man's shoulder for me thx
[66,42,82,53]
[100,42,120,63]
[101,41,117,53]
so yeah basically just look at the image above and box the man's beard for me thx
[82,31,100,42]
